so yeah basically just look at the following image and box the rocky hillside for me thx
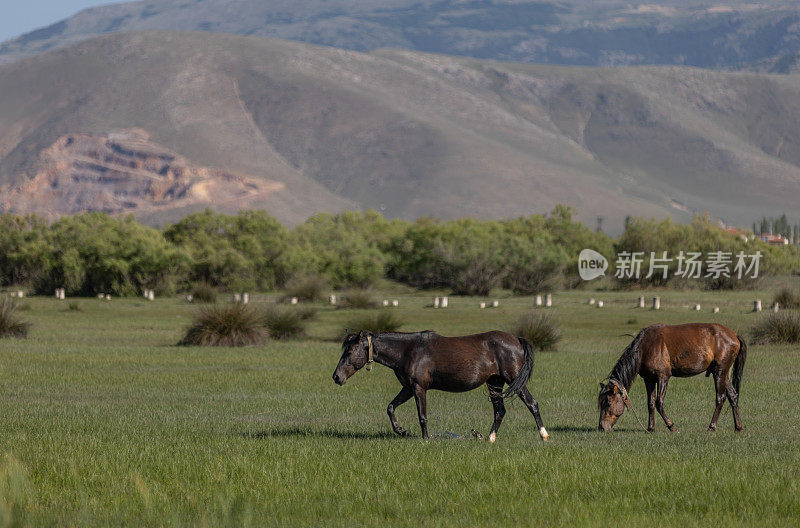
[0,130,282,222]
[2,31,800,229]
[2,1,800,72]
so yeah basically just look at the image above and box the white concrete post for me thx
[441,296,448,308]
[545,293,552,307]
[653,296,660,310]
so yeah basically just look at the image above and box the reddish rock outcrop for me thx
[0,129,282,220]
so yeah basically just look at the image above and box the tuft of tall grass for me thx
[345,311,403,333]
[261,305,309,340]
[0,454,31,528]
[751,311,800,344]
[179,304,267,347]
[67,302,82,312]
[190,283,217,304]
[339,290,379,310]
[773,287,800,309]
[509,311,561,351]
[0,298,30,339]
[283,275,327,303]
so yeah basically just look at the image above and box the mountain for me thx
[2,31,800,229]
[2,1,800,72]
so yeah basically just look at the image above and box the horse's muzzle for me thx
[332,373,345,385]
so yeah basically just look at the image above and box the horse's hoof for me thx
[707,427,716,433]
[735,427,744,433]
[488,432,496,443]
[539,427,550,441]
[470,429,484,441]
[400,430,410,438]
[669,428,680,433]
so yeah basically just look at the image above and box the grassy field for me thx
[0,289,798,526]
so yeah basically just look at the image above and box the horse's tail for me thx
[503,337,535,398]
[733,334,747,397]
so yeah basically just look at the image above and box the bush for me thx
[294,306,318,321]
[179,304,267,347]
[751,312,800,344]
[0,298,30,338]
[339,290,379,309]
[67,302,82,312]
[190,283,217,304]
[284,275,327,303]
[346,311,403,333]
[773,287,800,309]
[261,305,307,340]
[509,311,561,351]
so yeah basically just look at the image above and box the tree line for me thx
[0,207,796,297]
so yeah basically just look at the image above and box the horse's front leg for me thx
[412,384,429,441]
[655,377,678,432]
[644,377,656,432]
[387,386,413,438]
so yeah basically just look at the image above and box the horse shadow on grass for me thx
[239,427,397,441]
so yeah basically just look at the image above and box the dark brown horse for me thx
[332,330,549,442]
[598,323,746,433]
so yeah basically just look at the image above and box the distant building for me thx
[757,233,789,246]
[724,227,749,241]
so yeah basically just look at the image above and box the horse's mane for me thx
[598,327,650,408]
[342,330,436,351]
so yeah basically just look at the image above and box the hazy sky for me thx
[0,1,121,43]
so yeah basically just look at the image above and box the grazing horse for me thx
[332,330,549,442]
[598,323,746,433]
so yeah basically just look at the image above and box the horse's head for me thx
[332,331,372,385]
[597,380,627,431]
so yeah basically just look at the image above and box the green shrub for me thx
[261,306,307,340]
[0,298,30,339]
[294,306,318,321]
[284,275,327,302]
[179,304,267,347]
[751,312,800,344]
[67,302,82,312]
[339,290,379,309]
[346,311,403,333]
[773,287,800,309]
[190,283,217,304]
[509,311,561,351]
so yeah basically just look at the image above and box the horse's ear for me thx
[599,382,605,389]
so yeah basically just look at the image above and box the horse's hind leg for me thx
[724,377,743,432]
[708,371,726,432]
[387,386,413,438]
[487,378,505,443]
[518,387,549,441]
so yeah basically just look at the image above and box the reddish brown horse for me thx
[333,330,549,442]
[598,323,746,433]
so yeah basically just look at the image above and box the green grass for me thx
[0,290,797,526]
